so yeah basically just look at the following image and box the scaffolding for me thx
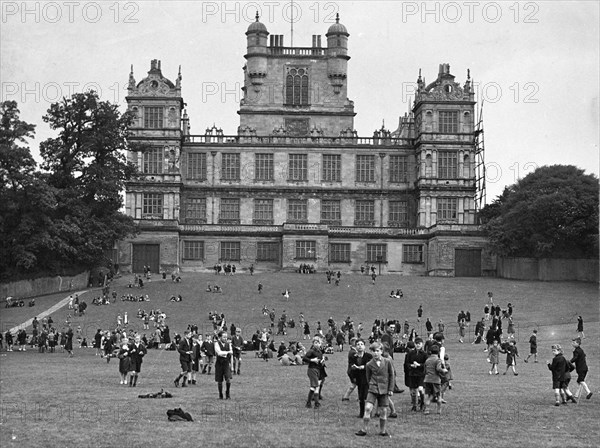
[474,100,486,217]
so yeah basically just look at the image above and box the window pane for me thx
[288,199,307,222]
[144,107,163,129]
[439,111,458,133]
[142,193,163,218]
[143,147,163,174]
[187,153,207,180]
[437,197,458,220]
[257,242,279,261]
[221,242,240,261]
[221,153,240,180]
[186,198,206,222]
[288,154,307,181]
[183,241,204,260]
[321,200,341,224]
[356,155,375,182]
[286,69,310,106]
[322,154,341,182]
[220,198,240,223]
[355,200,375,224]
[403,244,423,263]
[438,152,458,178]
[255,154,274,181]
[389,155,408,183]
[295,240,316,260]
[366,244,387,262]
[329,243,350,262]
[254,199,273,224]
[389,200,408,226]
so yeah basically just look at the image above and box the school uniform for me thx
[406,349,427,388]
[350,350,373,417]
[365,356,395,407]
[303,347,324,388]
[423,354,445,397]
[178,337,193,372]
[570,346,588,382]
[214,340,232,383]
[548,353,569,389]
[129,342,147,373]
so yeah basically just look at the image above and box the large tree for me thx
[38,91,139,269]
[0,101,54,275]
[482,165,599,258]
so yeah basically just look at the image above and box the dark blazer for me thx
[570,346,588,372]
[365,356,395,395]
[129,342,147,370]
[178,337,193,363]
[349,351,373,385]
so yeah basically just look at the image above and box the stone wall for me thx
[0,271,90,299]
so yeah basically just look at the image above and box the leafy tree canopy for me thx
[482,165,599,258]
[0,93,138,280]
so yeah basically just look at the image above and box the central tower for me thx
[239,13,356,137]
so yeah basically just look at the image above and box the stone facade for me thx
[118,14,493,277]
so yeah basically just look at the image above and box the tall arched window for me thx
[285,68,309,106]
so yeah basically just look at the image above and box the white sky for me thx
[2,0,599,202]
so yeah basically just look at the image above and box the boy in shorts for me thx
[524,329,538,363]
[355,342,394,437]
[423,345,448,415]
[303,337,325,408]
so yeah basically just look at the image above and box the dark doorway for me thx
[455,248,481,277]
[132,244,160,273]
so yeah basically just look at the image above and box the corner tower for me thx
[413,64,477,227]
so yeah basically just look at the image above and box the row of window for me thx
[143,150,468,182]
[183,241,424,263]
[145,152,414,182]
[185,198,411,224]
[143,195,459,222]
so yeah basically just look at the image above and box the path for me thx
[8,290,91,334]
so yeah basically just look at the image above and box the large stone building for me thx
[118,14,495,276]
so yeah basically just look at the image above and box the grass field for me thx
[1,272,598,448]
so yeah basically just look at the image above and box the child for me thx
[547,344,577,406]
[406,338,427,411]
[303,337,325,409]
[524,329,538,363]
[117,339,131,385]
[577,316,585,339]
[488,340,500,375]
[201,334,215,374]
[440,354,453,403]
[502,340,519,375]
[355,342,394,437]
[570,337,593,400]
[423,345,448,415]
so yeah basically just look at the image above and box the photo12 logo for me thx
[200,1,340,24]
[1,1,140,24]
[400,1,540,24]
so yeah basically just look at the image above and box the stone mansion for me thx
[117,14,495,276]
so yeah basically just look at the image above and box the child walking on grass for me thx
[524,329,538,363]
[487,340,500,375]
[355,342,394,437]
[547,344,577,406]
[423,345,448,415]
[502,340,519,375]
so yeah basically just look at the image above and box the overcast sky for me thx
[2,0,598,201]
